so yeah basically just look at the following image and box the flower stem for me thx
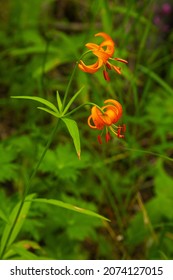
[62,62,78,110]
[0,120,60,259]
[64,102,105,117]
[62,50,91,110]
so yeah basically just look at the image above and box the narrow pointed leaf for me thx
[11,96,58,113]
[37,107,60,118]
[56,90,63,112]
[4,240,41,260]
[139,65,173,96]
[0,193,35,256]
[62,118,81,158]
[33,198,110,221]
[10,245,39,260]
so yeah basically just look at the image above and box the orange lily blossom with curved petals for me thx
[88,99,126,144]
[78,32,128,81]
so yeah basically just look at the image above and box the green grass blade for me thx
[33,198,110,221]
[125,147,173,162]
[11,96,59,113]
[139,65,173,96]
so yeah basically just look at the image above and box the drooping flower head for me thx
[78,32,128,81]
[88,99,126,144]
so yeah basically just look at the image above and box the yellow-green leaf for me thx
[11,96,58,113]
[33,198,110,221]
[56,90,63,112]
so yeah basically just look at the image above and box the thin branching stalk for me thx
[0,120,60,259]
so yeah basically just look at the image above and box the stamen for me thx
[105,131,111,142]
[103,70,110,81]
[117,127,121,138]
[106,62,112,70]
[117,125,126,138]
[112,65,121,75]
[114,58,128,64]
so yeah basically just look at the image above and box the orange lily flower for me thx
[78,32,128,81]
[88,99,126,144]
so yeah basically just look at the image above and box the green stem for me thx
[0,120,60,259]
[64,102,104,118]
[62,62,78,110]
[28,120,59,189]
[62,50,92,110]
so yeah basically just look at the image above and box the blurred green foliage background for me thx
[0,0,173,260]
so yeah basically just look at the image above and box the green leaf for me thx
[0,193,35,257]
[39,143,90,182]
[0,209,9,224]
[3,240,41,260]
[62,118,81,159]
[56,90,63,112]
[8,244,39,260]
[37,107,60,118]
[63,86,85,115]
[32,198,110,221]
[139,65,173,96]
[11,96,58,113]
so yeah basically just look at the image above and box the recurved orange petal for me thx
[88,106,105,129]
[78,59,103,73]
[104,99,123,118]
[95,32,114,42]
[85,43,100,51]
[104,106,120,123]
[100,40,115,56]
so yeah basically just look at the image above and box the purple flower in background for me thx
[162,3,172,14]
